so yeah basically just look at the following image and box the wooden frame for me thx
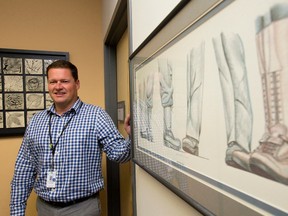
[129,0,288,215]
[0,48,68,136]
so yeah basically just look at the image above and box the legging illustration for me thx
[182,42,205,156]
[213,32,253,171]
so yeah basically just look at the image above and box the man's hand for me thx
[124,114,131,136]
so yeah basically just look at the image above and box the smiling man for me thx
[10,60,131,216]
[47,62,80,115]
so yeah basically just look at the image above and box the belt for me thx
[39,192,99,208]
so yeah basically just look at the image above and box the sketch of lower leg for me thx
[140,105,153,142]
[163,106,181,150]
[182,42,205,156]
[145,72,154,142]
[213,32,253,171]
[158,59,181,150]
[138,80,148,140]
[138,73,154,142]
[251,5,288,184]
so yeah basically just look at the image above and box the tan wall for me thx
[116,30,133,216]
[0,0,107,215]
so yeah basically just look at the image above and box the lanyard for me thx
[48,112,75,170]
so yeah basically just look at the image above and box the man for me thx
[10,60,131,216]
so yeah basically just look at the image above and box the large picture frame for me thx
[0,48,69,136]
[130,0,288,215]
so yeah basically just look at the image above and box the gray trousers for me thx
[36,196,101,216]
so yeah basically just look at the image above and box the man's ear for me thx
[76,79,80,89]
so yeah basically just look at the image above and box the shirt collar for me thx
[47,98,83,116]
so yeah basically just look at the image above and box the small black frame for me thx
[0,48,69,136]
[117,101,126,123]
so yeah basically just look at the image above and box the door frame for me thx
[103,0,128,215]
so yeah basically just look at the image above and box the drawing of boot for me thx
[226,141,250,171]
[250,138,288,184]
[213,32,253,171]
[250,3,288,184]
[182,42,205,156]
[158,58,181,151]
[182,136,199,155]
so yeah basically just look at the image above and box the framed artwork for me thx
[130,0,288,215]
[0,48,69,136]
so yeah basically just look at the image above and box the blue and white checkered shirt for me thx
[10,99,131,216]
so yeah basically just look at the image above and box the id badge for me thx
[46,170,57,188]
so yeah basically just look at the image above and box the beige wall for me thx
[136,167,202,216]
[129,0,180,53]
[0,0,107,215]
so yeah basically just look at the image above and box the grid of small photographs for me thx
[0,49,68,135]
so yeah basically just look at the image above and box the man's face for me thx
[47,68,80,110]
